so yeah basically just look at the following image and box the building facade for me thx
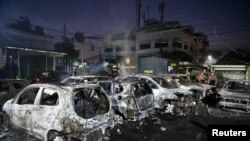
[102,21,209,75]
[0,27,66,79]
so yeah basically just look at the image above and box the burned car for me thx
[89,80,155,121]
[0,79,30,110]
[117,75,196,113]
[167,74,217,102]
[217,80,250,113]
[61,75,111,84]
[2,83,113,141]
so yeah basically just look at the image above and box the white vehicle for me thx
[89,80,155,121]
[166,74,217,102]
[61,75,111,84]
[116,75,196,111]
[218,79,250,113]
[3,83,113,141]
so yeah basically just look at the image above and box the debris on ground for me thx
[117,129,122,135]
[0,132,9,139]
[160,127,166,132]
[152,117,162,125]
[103,136,110,141]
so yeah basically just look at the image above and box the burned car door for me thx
[31,87,60,138]
[142,78,160,98]
[12,87,40,132]
[97,81,112,96]
[74,88,110,140]
[131,82,154,111]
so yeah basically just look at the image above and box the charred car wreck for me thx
[89,80,155,121]
[217,80,250,113]
[116,75,196,113]
[167,74,217,104]
[2,83,113,141]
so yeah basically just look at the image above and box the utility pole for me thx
[136,0,141,27]
[74,32,85,75]
[63,24,68,73]
[159,0,165,23]
[63,24,67,43]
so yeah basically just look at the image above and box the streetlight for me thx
[208,55,212,61]
[207,55,213,71]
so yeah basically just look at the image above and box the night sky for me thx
[1,0,250,50]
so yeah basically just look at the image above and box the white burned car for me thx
[2,83,113,141]
[218,80,250,113]
[116,75,196,111]
[166,74,217,102]
[61,75,111,85]
[89,80,155,121]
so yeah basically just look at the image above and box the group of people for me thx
[196,69,218,86]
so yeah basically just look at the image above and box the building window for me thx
[116,47,124,52]
[139,44,151,50]
[172,41,182,48]
[190,46,193,51]
[111,33,125,41]
[155,42,168,48]
[184,44,188,50]
[131,46,136,51]
[105,48,113,53]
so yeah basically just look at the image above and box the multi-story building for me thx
[102,20,209,75]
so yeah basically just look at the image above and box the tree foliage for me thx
[54,42,79,59]
[9,16,45,36]
[54,41,80,70]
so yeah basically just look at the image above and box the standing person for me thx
[208,72,217,86]
[197,72,207,83]
[74,68,77,76]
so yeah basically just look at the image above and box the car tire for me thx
[47,130,81,141]
[47,130,67,141]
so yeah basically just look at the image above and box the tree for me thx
[54,41,80,72]
[9,16,32,32]
[34,25,45,35]
[9,16,45,36]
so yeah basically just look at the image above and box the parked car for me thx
[217,80,250,113]
[2,83,113,141]
[0,79,29,110]
[61,75,111,85]
[89,80,155,121]
[166,74,217,102]
[116,75,196,113]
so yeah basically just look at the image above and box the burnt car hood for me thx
[219,89,250,99]
[179,85,205,92]
[168,88,193,96]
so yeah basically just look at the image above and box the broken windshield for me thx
[224,81,250,94]
[152,77,178,89]
[62,78,82,84]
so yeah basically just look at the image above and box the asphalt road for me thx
[110,108,250,141]
[1,105,250,141]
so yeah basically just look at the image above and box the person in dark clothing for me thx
[208,72,217,86]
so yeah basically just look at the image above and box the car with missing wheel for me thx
[217,79,250,113]
[116,75,196,113]
[88,79,155,121]
[2,83,113,141]
[164,74,217,103]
